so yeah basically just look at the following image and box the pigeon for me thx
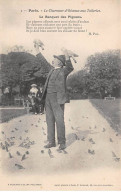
[2,145,5,150]
[48,149,54,158]
[31,124,33,126]
[116,134,118,136]
[69,119,71,122]
[102,128,106,132]
[110,138,113,142]
[16,151,21,156]
[5,141,9,147]
[48,149,51,155]
[81,137,85,141]
[21,154,26,161]
[15,128,19,131]
[43,132,46,135]
[0,142,4,147]
[74,134,80,140]
[9,152,13,158]
[25,130,28,133]
[62,150,68,154]
[11,130,14,133]
[26,151,29,155]
[71,126,74,130]
[114,158,120,162]
[1,131,4,134]
[35,125,38,127]
[41,150,44,154]
[57,149,62,153]
[88,149,95,155]
[5,146,8,152]
[7,138,11,142]
[11,137,15,140]
[19,120,22,122]
[89,138,95,144]
[112,151,117,158]
[10,142,15,146]
[15,164,25,169]
[30,141,35,145]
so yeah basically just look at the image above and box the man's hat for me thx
[53,55,66,66]
[31,84,37,87]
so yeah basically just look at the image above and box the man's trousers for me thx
[45,93,66,145]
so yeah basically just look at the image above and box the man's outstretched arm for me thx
[34,41,52,71]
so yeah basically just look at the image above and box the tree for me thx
[0,51,51,96]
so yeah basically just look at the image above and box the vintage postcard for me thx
[0,0,121,191]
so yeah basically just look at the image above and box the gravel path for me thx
[0,100,121,175]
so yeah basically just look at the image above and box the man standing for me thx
[34,40,74,150]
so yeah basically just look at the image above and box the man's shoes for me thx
[59,144,66,150]
[44,143,56,148]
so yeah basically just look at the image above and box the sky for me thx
[0,0,120,72]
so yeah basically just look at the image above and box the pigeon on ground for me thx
[21,154,26,161]
[31,124,33,126]
[74,134,80,140]
[35,125,38,127]
[1,131,4,134]
[71,126,74,130]
[56,149,62,153]
[19,136,22,140]
[89,138,95,144]
[0,142,4,147]
[16,151,21,156]
[112,151,117,158]
[15,128,19,131]
[26,151,29,155]
[48,149,51,155]
[62,150,68,154]
[69,119,71,122]
[11,130,14,133]
[19,120,22,122]
[81,137,85,141]
[2,145,5,150]
[41,150,44,154]
[43,132,46,135]
[5,146,8,152]
[30,141,35,145]
[25,130,28,133]
[110,138,113,142]
[48,149,54,158]
[88,149,95,155]
[116,134,118,136]
[9,152,13,158]
[15,164,25,169]
[102,128,106,132]
[10,142,15,146]
[114,158,120,162]
[5,141,9,147]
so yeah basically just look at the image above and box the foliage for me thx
[67,50,121,98]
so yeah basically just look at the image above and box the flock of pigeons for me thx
[0,115,120,170]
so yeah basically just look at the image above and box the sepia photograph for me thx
[0,0,121,191]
